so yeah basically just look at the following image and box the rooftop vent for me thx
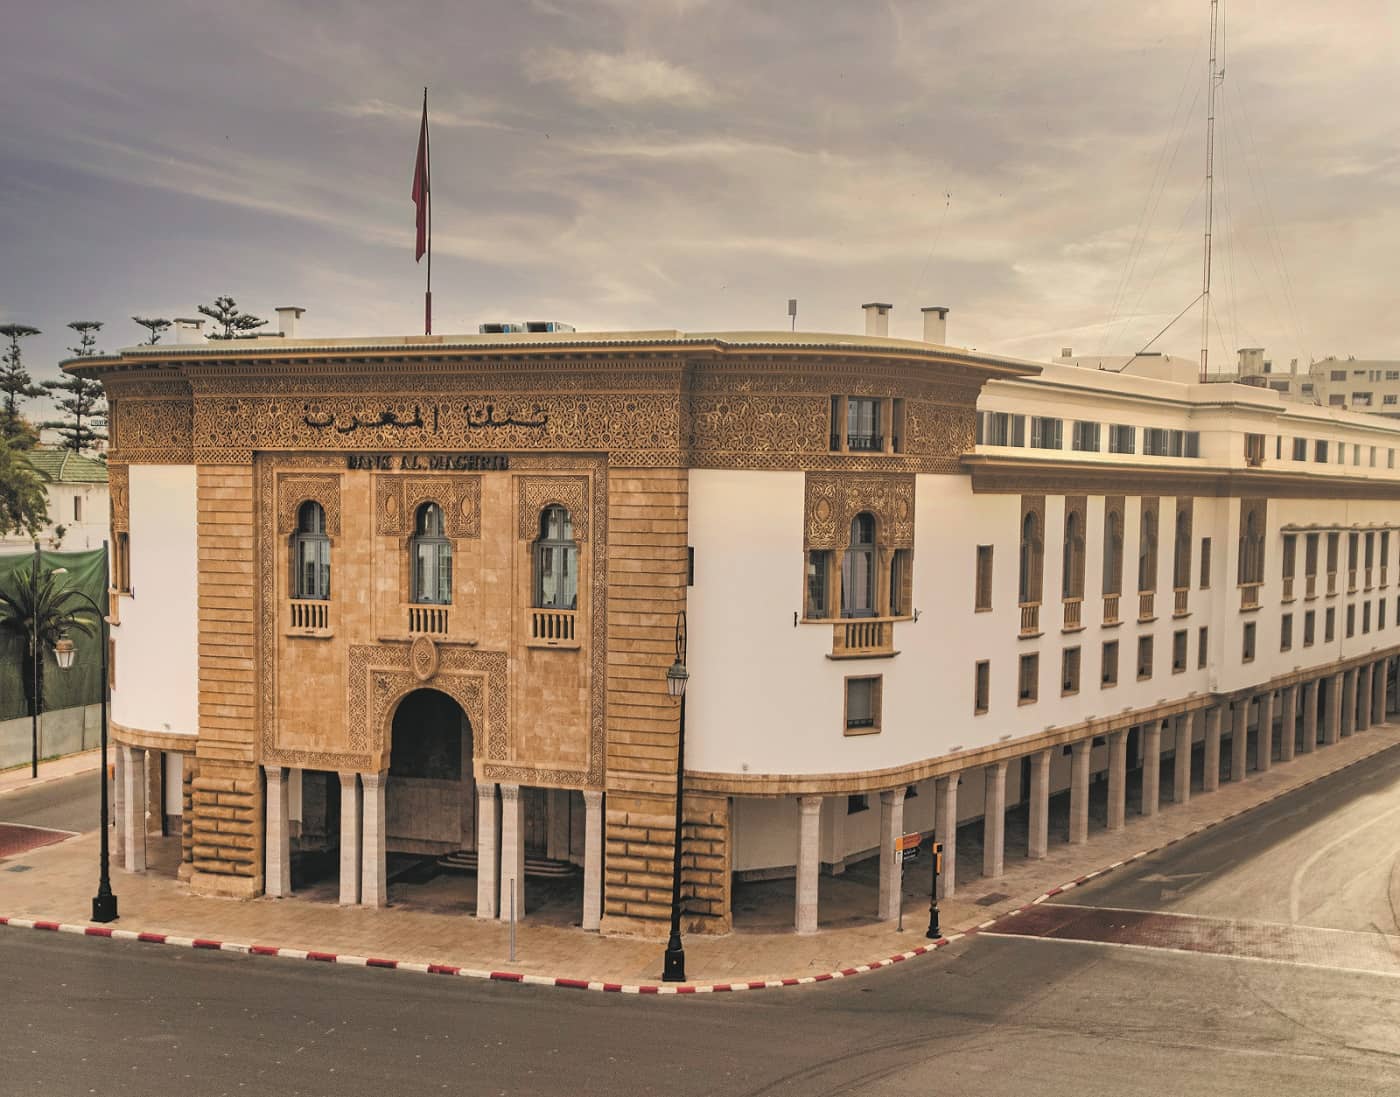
[862,302,892,337]
[172,318,205,344]
[478,321,576,334]
[276,306,305,338]
[921,306,949,345]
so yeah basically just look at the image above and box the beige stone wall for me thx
[682,791,731,934]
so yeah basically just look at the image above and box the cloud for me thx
[522,47,717,106]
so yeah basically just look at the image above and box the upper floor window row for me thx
[829,396,906,455]
[977,414,1198,458]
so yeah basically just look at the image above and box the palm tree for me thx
[0,558,99,775]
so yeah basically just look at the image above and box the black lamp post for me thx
[52,547,118,923]
[662,611,689,983]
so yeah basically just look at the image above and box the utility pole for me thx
[1199,0,1222,383]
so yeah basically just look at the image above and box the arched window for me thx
[1172,506,1192,589]
[1062,510,1085,599]
[1102,508,1123,596]
[841,513,878,617]
[292,500,330,600]
[411,502,452,604]
[1138,508,1158,592]
[534,505,578,609]
[1018,511,1043,605]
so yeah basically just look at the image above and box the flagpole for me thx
[424,86,432,336]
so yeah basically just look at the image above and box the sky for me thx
[2,0,1398,413]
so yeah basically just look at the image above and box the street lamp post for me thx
[662,611,689,983]
[51,544,118,923]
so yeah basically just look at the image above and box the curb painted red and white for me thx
[1,737,1390,995]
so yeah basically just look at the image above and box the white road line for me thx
[1288,798,1400,923]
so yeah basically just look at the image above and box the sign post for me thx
[895,833,920,932]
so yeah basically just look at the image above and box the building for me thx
[1306,357,1400,418]
[0,448,110,553]
[70,303,1400,939]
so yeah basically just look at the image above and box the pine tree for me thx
[132,316,171,344]
[197,296,267,339]
[42,321,108,454]
[0,323,44,447]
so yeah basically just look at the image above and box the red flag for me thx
[412,90,430,262]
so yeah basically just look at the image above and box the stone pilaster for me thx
[263,765,290,898]
[1279,686,1297,763]
[1203,705,1222,791]
[338,772,361,906]
[1069,740,1090,844]
[121,744,146,873]
[1141,721,1162,816]
[1255,691,1275,772]
[795,795,822,935]
[1027,750,1050,859]
[936,774,959,898]
[361,770,387,909]
[879,788,907,919]
[1230,699,1250,780]
[476,782,499,919]
[499,783,525,920]
[1173,714,1193,804]
[1106,730,1127,831]
[1301,679,1319,752]
[581,789,603,931]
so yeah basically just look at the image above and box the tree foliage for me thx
[132,316,171,344]
[42,321,108,454]
[0,323,44,446]
[0,558,99,720]
[198,296,267,340]
[0,435,48,539]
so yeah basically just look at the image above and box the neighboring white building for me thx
[0,448,109,553]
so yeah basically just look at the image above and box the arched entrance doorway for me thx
[387,688,476,855]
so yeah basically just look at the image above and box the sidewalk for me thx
[0,748,103,796]
[2,728,1397,991]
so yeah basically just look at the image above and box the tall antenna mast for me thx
[1200,0,1222,382]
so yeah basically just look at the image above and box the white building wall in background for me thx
[110,465,199,738]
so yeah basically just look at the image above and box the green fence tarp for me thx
[0,548,107,720]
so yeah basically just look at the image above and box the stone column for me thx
[475,782,499,919]
[879,788,907,920]
[1301,680,1319,753]
[795,795,822,935]
[1256,691,1275,773]
[1279,686,1298,763]
[1141,721,1162,816]
[1027,749,1051,859]
[1357,665,1372,732]
[936,774,959,899]
[113,743,126,864]
[263,765,290,899]
[1069,740,1090,844]
[287,767,303,838]
[498,783,525,921]
[361,770,387,909]
[1373,660,1387,725]
[1230,699,1250,780]
[981,763,1008,878]
[1203,706,1222,791]
[1325,673,1343,745]
[581,789,603,931]
[338,772,361,906]
[546,789,570,861]
[1341,670,1357,738]
[1173,714,1194,805]
[121,744,147,873]
[1106,730,1128,831]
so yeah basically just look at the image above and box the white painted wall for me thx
[111,465,198,737]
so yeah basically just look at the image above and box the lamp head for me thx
[53,636,76,670]
[665,660,689,699]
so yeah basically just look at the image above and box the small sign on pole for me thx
[896,832,921,864]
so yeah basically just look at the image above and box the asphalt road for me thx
[0,770,101,832]
[3,747,1399,1097]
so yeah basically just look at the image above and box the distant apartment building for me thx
[0,448,109,553]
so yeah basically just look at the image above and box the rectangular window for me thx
[1363,602,1372,634]
[1305,533,1319,585]
[1381,599,1388,630]
[1197,626,1209,668]
[1072,420,1101,452]
[1346,604,1356,638]
[1136,636,1153,680]
[1383,532,1392,583]
[1371,446,1378,468]
[1172,630,1187,673]
[1327,532,1340,590]
[974,660,990,714]
[1292,437,1308,461]
[687,546,695,586]
[114,532,132,593]
[1325,607,1336,642]
[805,550,830,618]
[847,794,869,814]
[73,496,82,522]
[975,545,994,611]
[1184,431,1200,458]
[1030,417,1063,450]
[1199,537,1212,589]
[844,676,881,735]
[1101,640,1119,687]
[890,548,912,617]
[1244,433,1266,466]
[1109,424,1136,454]
[1282,534,1297,589]
[1281,613,1293,651]
[1354,443,1363,465]
[1018,653,1039,704]
[1390,450,1396,469]
[1062,647,1081,695]
[846,397,882,452]
[1242,622,1256,662]
[1330,370,1348,381]
[979,412,1024,447]
[1303,611,1315,647]
[1143,427,1170,456]
[1315,440,1329,463]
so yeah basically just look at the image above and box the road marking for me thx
[1287,797,1400,924]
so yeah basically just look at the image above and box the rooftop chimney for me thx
[173,318,205,345]
[276,306,306,339]
[862,302,892,338]
[1237,347,1266,376]
[1060,347,1073,359]
[921,306,949,345]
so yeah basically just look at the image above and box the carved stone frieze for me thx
[108,397,194,464]
[375,475,481,538]
[516,476,591,541]
[804,473,916,551]
[108,463,129,532]
[276,474,342,536]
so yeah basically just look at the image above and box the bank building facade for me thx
[77,304,1400,938]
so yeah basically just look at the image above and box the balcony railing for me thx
[1173,587,1189,616]
[1327,571,1338,596]
[1282,576,1294,601]
[529,607,579,648]
[1305,574,1317,599]
[845,432,884,452]
[1382,567,1390,588]
[1365,567,1373,590]
[289,598,330,633]
[1102,594,1120,625]
[832,618,895,658]
[1019,602,1041,636]
[1347,568,1358,592]
[408,604,449,635]
[1138,590,1155,621]
[1240,583,1261,610]
[1062,597,1083,631]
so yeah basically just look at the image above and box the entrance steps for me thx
[437,850,580,878]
